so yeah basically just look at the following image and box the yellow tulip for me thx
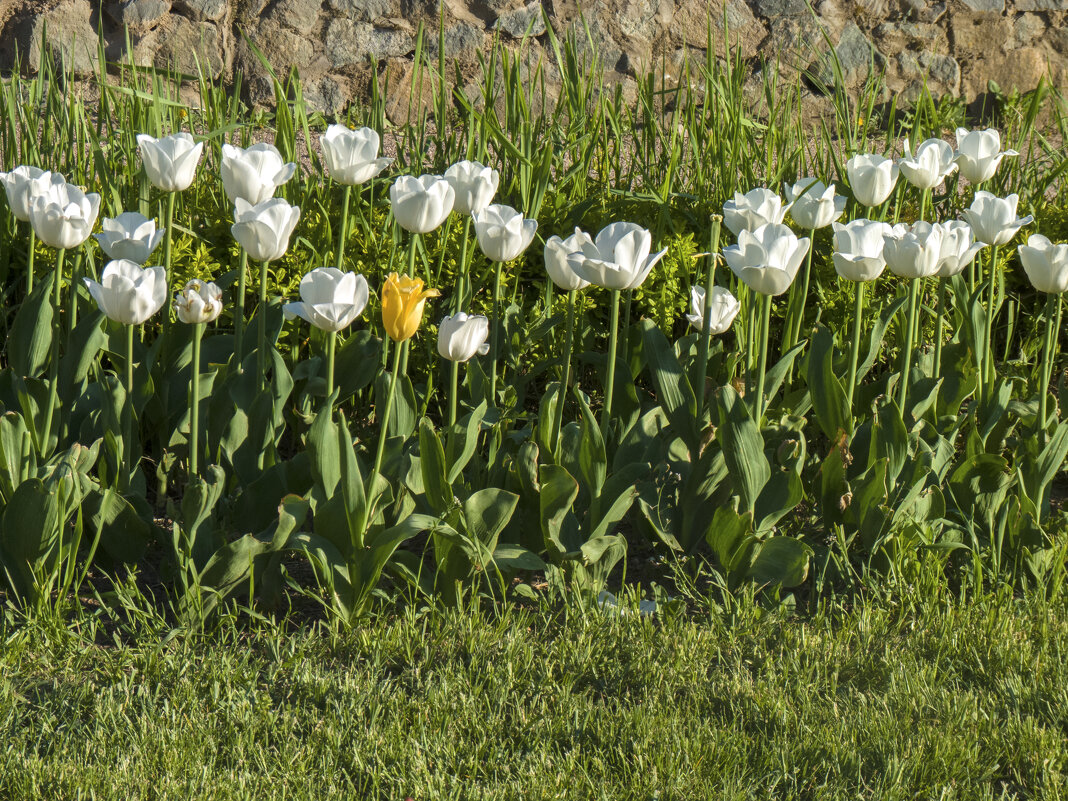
[381,272,440,342]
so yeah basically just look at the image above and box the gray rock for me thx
[567,17,623,71]
[959,0,1003,11]
[304,75,350,114]
[326,20,415,67]
[754,0,812,16]
[29,1,101,74]
[325,0,399,17]
[1014,13,1046,47]
[152,18,226,75]
[425,24,485,61]
[119,0,172,29]
[495,2,546,38]
[764,16,823,55]
[266,0,323,34]
[174,0,228,21]
[811,22,883,88]
[1015,0,1068,9]
[897,51,960,97]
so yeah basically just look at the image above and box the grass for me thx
[2,585,1067,799]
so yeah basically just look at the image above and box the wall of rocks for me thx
[0,0,1065,119]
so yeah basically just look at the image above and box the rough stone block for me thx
[326,19,415,67]
[174,0,228,21]
[29,1,101,75]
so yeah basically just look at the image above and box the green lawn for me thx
[2,589,1066,800]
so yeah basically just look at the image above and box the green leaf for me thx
[463,488,519,551]
[806,324,850,441]
[715,385,770,514]
[747,537,811,588]
[492,545,546,572]
[8,274,54,378]
[640,319,699,452]
[538,464,582,557]
[446,400,487,485]
[1,478,60,562]
[419,417,453,514]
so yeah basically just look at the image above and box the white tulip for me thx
[220,143,296,205]
[136,132,204,193]
[722,188,790,236]
[962,191,1033,246]
[954,128,1018,185]
[846,153,900,208]
[231,197,301,263]
[173,279,223,324]
[685,285,741,333]
[473,204,537,263]
[445,160,499,216]
[0,166,65,222]
[437,312,491,362]
[84,259,167,326]
[1018,234,1068,294]
[282,266,369,333]
[831,219,892,282]
[389,174,455,234]
[883,221,945,279]
[935,220,985,278]
[785,178,845,230]
[320,125,393,185]
[722,223,810,296]
[29,181,101,250]
[544,228,593,291]
[566,221,667,291]
[897,138,957,190]
[94,212,165,264]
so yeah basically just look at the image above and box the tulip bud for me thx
[962,191,1033,246]
[389,174,455,234]
[84,259,168,325]
[437,312,491,361]
[1018,234,1068,294]
[445,160,499,216]
[567,221,667,290]
[935,221,985,278]
[846,153,899,208]
[722,188,790,236]
[897,138,957,190]
[473,204,537,263]
[29,181,101,250]
[381,272,440,342]
[220,143,296,205]
[231,197,301,263]
[544,228,593,291]
[722,223,810,296]
[685,285,740,333]
[94,212,165,264]
[320,125,393,185]
[136,132,204,193]
[832,219,891,282]
[0,166,65,222]
[283,266,369,332]
[954,127,1018,185]
[174,279,223,324]
[883,221,944,279]
[785,178,845,230]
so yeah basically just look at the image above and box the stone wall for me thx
[1,0,1065,119]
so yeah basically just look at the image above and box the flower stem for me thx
[754,292,772,423]
[552,289,577,457]
[163,191,175,300]
[69,249,83,334]
[407,232,418,278]
[125,323,136,490]
[335,184,352,270]
[933,277,947,377]
[39,248,66,457]
[899,278,919,415]
[368,340,403,518]
[190,321,202,476]
[846,280,865,424]
[326,329,336,401]
[257,258,269,389]
[455,218,471,314]
[786,227,816,371]
[984,243,1000,391]
[489,259,504,405]
[1038,293,1056,439]
[695,217,722,416]
[600,288,621,439]
[26,225,35,295]
[234,249,248,370]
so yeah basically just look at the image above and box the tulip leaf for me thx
[575,388,606,507]
[463,488,518,552]
[746,536,811,589]
[336,330,382,400]
[59,311,107,401]
[84,486,152,565]
[8,275,54,379]
[1,478,61,563]
[640,319,699,452]
[705,505,753,575]
[419,417,452,514]
[806,323,851,441]
[715,385,770,515]
[445,400,486,486]
[754,468,804,534]
[538,463,582,557]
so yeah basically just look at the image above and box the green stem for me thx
[745,288,756,400]
[257,258,269,388]
[846,280,865,423]
[335,184,352,270]
[326,329,336,401]
[1038,293,1056,439]
[449,354,459,429]
[69,249,82,334]
[489,259,504,404]
[125,323,136,490]
[234,249,248,369]
[455,218,471,314]
[695,218,722,416]
[39,248,67,456]
[26,225,35,295]
[786,228,816,364]
[984,243,1000,392]
[407,232,418,278]
[552,289,577,457]
[163,191,175,295]
[933,277,947,377]
[754,293,772,423]
[600,288,621,439]
[899,278,919,415]
[190,322,202,476]
[368,341,404,517]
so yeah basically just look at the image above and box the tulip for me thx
[566,222,667,291]
[136,132,204,193]
[897,138,957,192]
[686,285,740,334]
[722,188,790,236]
[320,125,393,186]
[954,128,1018,185]
[831,219,891,282]
[438,312,490,362]
[94,212,165,264]
[29,180,101,250]
[722,223,810,297]
[381,272,440,343]
[231,197,301,263]
[846,153,899,208]
[785,179,845,230]
[174,279,222,475]
[83,258,168,326]
[544,228,593,291]
[473,204,537,263]
[883,221,944,280]
[220,143,296,205]
[0,167,65,293]
[284,267,370,398]
[935,221,985,279]
[389,174,455,235]
[445,160,499,216]
[1019,234,1068,295]
[962,191,1033,247]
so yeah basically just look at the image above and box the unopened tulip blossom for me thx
[954,128,1018,185]
[94,212,165,265]
[473,204,537,263]
[29,180,100,251]
[883,222,945,280]
[566,222,667,291]
[382,272,440,343]
[445,160,499,217]
[84,259,168,326]
[686,285,740,334]
[898,138,957,192]
[962,191,1033,246]
[544,228,593,291]
[786,179,845,230]
[173,278,223,475]
[2,167,66,292]
[320,125,393,186]
[722,188,790,236]
[220,143,296,205]
[935,221,985,279]
[832,219,892,283]
[437,312,490,362]
[136,132,204,193]
[846,153,899,208]
[389,174,455,235]
[722,223,810,297]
